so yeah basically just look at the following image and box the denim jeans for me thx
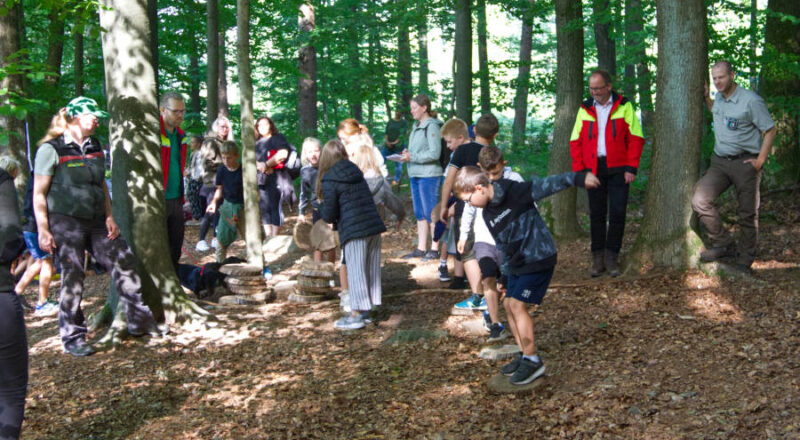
[410,176,440,222]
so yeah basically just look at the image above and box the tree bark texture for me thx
[298,3,318,138]
[148,0,158,89]
[236,0,264,267]
[454,0,472,122]
[622,0,636,100]
[189,48,202,117]
[629,0,707,269]
[592,0,616,76]
[545,0,583,238]
[218,31,229,117]
[99,0,208,326]
[397,13,412,112]
[476,0,490,114]
[347,6,362,122]
[762,0,800,181]
[74,29,84,96]
[511,1,534,148]
[418,17,429,95]
[45,9,65,91]
[627,0,653,139]
[206,0,220,128]
[0,0,28,177]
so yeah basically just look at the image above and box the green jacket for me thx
[407,117,443,178]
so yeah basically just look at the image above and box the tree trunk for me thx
[347,6,362,122]
[298,2,318,138]
[749,0,759,90]
[236,0,264,266]
[375,31,391,116]
[189,47,202,117]
[545,0,583,238]
[476,0,490,115]
[99,0,209,334]
[0,0,27,178]
[148,0,158,89]
[628,0,706,269]
[622,0,636,100]
[592,0,616,76]
[454,0,472,122]
[397,8,412,111]
[762,0,800,181]
[206,0,220,128]
[511,1,534,148]
[74,28,84,96]
[218,31,229,117]
[418,11,429,95]
[45,9,65,92]
[627,0,653,139]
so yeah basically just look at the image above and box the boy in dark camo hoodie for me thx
[453,165,599,386]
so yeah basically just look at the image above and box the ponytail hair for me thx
[38,108,71,146]
[412,94,437,118]
[337,118,369,145]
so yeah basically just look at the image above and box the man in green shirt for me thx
[159,92,188,268]
[383,109,408,183]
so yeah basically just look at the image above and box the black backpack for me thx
[422,119,450,170]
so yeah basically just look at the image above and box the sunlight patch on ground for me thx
[683,272,721,290]
[202,373,293,410]
[685,290,744,323]
[754,260,799,270]
[29,334,62,355]
[169,321,253,348]
[418,383,474,402]
[609,291,648,314]
[408,263,440,285]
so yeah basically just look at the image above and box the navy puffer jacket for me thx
[320,160,386,246]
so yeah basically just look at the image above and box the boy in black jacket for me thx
[453,165,599,385]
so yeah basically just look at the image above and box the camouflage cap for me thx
[66,96,109,118]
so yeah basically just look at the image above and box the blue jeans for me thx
[382,146,404,182]
[410,176,440,222]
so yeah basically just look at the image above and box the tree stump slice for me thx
[299,269,335,279]
[479,344,520,360]
[298,276,333,289]
[225,277,267,287]
[227,283,267,295]
[288,292,327,303]
[487,372,547,394]
[293,221,313,251]
[219,264,263,276]
[295,284,333,294]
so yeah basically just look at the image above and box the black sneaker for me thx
[487,323,507,343]
[422,250,439,261]
[700,245,735,262]
[438,264,451,282]
[510,357,545,385]
[448,276,467,290]
[501,352,522,376]
[401,249,426,259]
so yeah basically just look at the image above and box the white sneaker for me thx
[195,240,210,252]
[211,238,220,249]
[334,314,365,330]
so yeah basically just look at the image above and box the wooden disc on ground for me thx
[295,285,332,294]
[487,372,547,394]
[227,283,267,295]
[225,276,267,287]
[227,274,263,282]
[293,221,313,251]
[479,344,521,360]
[219,264,263,276]
[299,269,335,279]
[299,258,335,272]
[298,276,333,289]
[288,292,327,303]
[310,220,337,252]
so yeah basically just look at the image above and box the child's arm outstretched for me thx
[530,171,599,201]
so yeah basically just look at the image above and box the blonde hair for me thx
[211,116,234,141]
[453,165,490,197]
[38,108,72,145]
[441,118,469,140]
[343,132,374,158]
[0,155,21,175]
[352,143,381,176]
[301,137,321,166]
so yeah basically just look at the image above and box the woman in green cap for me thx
[32,97,162,357]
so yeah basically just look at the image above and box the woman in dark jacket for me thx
[317,139,386,330]
[255,116,293,240]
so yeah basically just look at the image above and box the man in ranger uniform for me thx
[159,91,188,268]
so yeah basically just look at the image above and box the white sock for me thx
[523,354,541,363]
[439,259,447,266]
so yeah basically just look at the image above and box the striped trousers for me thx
[344,234,382,311]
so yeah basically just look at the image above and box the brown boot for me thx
[605,250,621,277]
[591,251,606,277]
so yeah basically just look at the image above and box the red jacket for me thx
[159,116,188,195]
[569,92,645,175]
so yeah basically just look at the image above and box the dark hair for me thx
[478,145,504,170]
[474,113,499,139]
[712,60,734,74]
[316,139,348,201]
[219,140,239,155]
[590,69,612,85]
[453,166,490,197]
[411,94,438,118]
[255,116,278,140]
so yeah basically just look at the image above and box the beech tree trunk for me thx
[545,0,583,238]
[99,0,209,335]
[218,31,229,117]
[628,0,706,269]
[626,0,653,139]
[418,17,429,95]
[347,6,362,122]
[189,48,202,117]
[74,28,84,96]
[148,0,158,88]
[622,0,636,99]
[454,0,472,122]
[592,0,616,76]
[298,3,318,138]
[476,0,490,115]
[511,1,534,148]
[206,0,220,128]
[236,0,264,266]
[0,0,27,178]
[397,8,412,111]
[762,0,800,181]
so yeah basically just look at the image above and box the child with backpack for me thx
[352,143,405,231]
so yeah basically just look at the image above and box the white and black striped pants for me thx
[344,234,382,311]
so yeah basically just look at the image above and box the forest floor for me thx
[18,188,800,440]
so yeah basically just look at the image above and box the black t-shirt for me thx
[215,165,244,204]
[448,141,484,170]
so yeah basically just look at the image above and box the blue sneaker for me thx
[454,294,484,310]
[262,267,273,281]
[34,301,59,317]
[475,296,488,311]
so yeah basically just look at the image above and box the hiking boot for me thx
[454,294,484,310]
[700,245,735,262]
[487,323,508,343]
[448,277,467,290]
[401,249,425,259]
[195,240,211,252]
[438,264,451,282]
[334,314,365,330]
[510,357,545,385]
[63,340,96,357]
[605,250,621,277]
[590,251,605,277]
[422,250,439,262]
[501,352,523,376]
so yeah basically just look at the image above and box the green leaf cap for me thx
[66,96,109,119]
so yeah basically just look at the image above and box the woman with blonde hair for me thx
[351,143,405,231]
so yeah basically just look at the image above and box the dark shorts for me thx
[258,185,284,226]
[506,268,554,305]
[474,242,501,279]
[23,231,50,260]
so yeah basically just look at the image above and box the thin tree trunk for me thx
[628,0,706,269]
[0,0,27,178]
[476,0,490,115]
[44,10,65,92]
[545,0,583,238]
[148,0,158,89]
[418,10,429,94]
[622,0,636,99]
[348,7,363,122]
[397,8,412,111]
[99,0,209,336]
[74,28,84,96]
[206,0,220,128]
[375,32,391,116]
[627,0,653,140]
[454,0,472,122]
[511,1,534,148]
[749,0,759,90]
[298,2,318,138]
[592,0,616,76]
[218,31,229,117]
[236,0,264,266]
[189,47,202,117]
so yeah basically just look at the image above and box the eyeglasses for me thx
[589,85,609,92]
[467,192,475,206]
[166,107,185,115]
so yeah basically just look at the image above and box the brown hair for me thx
[589,69,612,85]
[478,145,504,170]
[474,113,499,139]
[219,140,239,155]
[411,94,438,118]
[712,60,734,74]
[441,118,469,140]
[316,139,348,201]
[255,116,277,140]
[38,108,72,145]
[453,165,490,197]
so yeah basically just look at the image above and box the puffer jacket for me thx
[320,160,386,246]
[483,172,586,275]
[0,170,24,292]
